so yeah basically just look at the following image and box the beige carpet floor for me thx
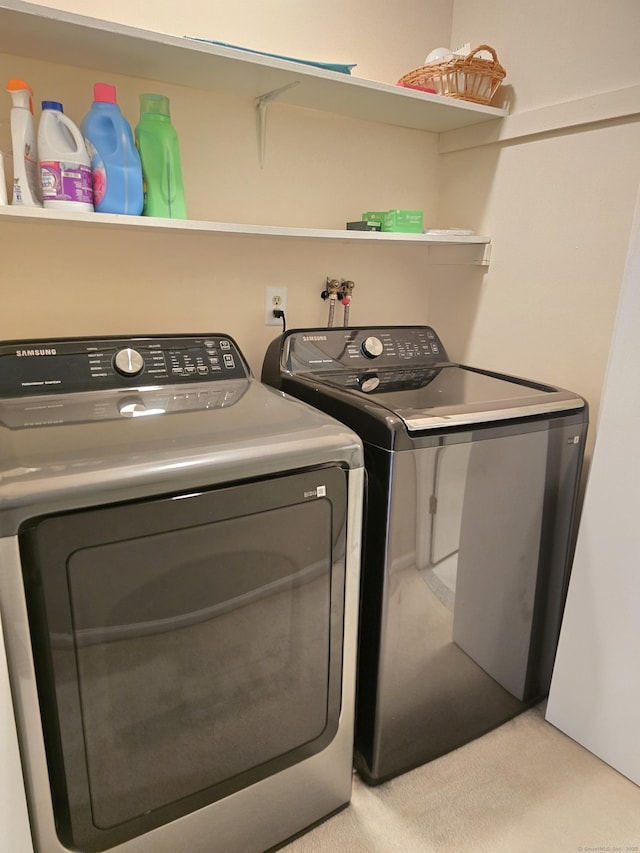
[282,702,640,853]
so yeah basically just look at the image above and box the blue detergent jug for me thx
[81,83,143,215]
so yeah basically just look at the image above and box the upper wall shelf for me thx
[0,0,508,134]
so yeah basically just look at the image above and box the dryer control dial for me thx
[114,347,145,377]
[362,336,384,359]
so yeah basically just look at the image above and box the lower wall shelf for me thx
[0,206,491,262]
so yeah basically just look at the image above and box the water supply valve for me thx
[321,278,342,300]
[339,280,354,302]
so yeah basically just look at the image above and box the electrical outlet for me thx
[264,285,288,326]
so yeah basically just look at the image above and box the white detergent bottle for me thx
[0,150,8,205]
[38,100,93,211]
[6,79,41,206]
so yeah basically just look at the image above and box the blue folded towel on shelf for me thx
[184,36,356,74]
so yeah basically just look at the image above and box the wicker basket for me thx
[398,44,506,105]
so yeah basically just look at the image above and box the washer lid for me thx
[312,364,585,430]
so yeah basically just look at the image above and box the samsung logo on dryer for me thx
[15,348,57,357]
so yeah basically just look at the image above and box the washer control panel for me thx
[282,326,448,374]
[0,335,249,397]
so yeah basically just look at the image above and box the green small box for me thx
[382,209,423,233]
[362,210,387,224]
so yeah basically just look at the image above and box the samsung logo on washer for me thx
[302,335,327,342]
[15,348,57,357]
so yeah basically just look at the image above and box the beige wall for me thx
[2,0,640,465]
[450,0,640,114]
[434,0,640,464]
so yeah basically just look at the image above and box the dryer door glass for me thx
[19,465,347,852]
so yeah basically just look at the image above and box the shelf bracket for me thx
[428,242,491,267]
[255,81,300,168]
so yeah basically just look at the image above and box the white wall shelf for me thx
[0,1,507,135]
[0,207,491,263]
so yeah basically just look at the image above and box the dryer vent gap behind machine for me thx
[262,325,588,785]
[0,333,364,853]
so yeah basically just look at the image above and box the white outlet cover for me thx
[264,285,288,325]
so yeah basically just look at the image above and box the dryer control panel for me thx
[279,326,448,375]
[0,334,250,398]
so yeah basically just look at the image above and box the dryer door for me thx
[19,465,347,852]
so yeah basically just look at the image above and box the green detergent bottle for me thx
[135,93,187,219]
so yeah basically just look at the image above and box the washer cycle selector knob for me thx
[114,347,145,377]
[361,336,384,359]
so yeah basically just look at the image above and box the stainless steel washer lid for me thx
[263,327,586,437]
[318,364,585,430]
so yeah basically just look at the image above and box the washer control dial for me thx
[114,347,145,377]
[362,336,384,359]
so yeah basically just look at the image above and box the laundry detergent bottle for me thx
[135,93,187,219]
[0,150,8,205]
[6,79,42,206]
[81,83,143,215]
[38,101,94,211]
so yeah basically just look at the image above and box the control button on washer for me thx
[114,348,145,377]
[361,336,384,359]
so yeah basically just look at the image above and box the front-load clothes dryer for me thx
[0,333,364,853]
[262,325,588,785]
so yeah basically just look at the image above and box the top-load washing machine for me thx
[262,325,588,785]
[0,333,364,853]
